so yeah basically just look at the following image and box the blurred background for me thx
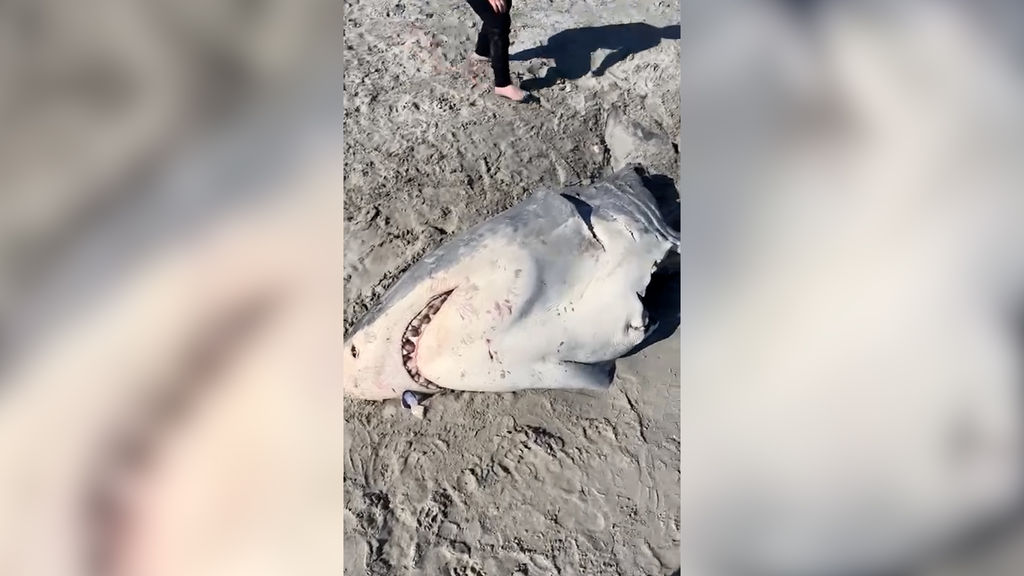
[0,1,342,575]
[683,1,1024,575]
[3,0,1024,575]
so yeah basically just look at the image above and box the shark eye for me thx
[350,345,359,359]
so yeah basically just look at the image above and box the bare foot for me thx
[469,52,490,62]
[494,84,530,102]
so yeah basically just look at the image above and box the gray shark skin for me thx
[343,164,679,400]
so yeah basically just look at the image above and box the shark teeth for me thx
[400,290,455,391]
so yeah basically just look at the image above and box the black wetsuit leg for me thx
[465,0,513,87]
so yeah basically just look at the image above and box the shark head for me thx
[342,325,396,401]
[343,290,454,400]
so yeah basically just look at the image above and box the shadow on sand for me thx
[627,171,680,357]
[512,22,680,91]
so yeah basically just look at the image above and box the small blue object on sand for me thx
[401,391,421,410]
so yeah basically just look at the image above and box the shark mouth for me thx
[400,290,454,391]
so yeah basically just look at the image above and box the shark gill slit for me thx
[400,289,456,390]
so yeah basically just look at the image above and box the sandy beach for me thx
[342,0,681,574]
